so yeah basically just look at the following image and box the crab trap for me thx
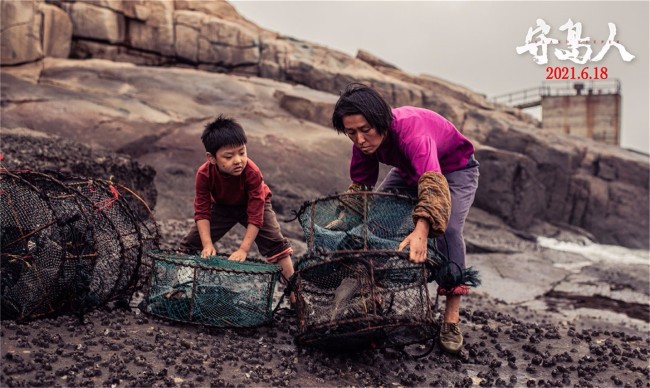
[290,191,478,351]
[145,250,282,328]
[0,170,159,321]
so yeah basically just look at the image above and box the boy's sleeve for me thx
[193,167,212,221]
[244,168,266,228]
[350,146,379,187]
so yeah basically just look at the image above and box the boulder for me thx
[356,49,398,70]
[274,89,337,128]
[66,1,125,44]
[197,16,259,67]
[74,0,125,14]
[174,10,204,63]
[1,1,42,65]
[124,1,175,56]
[474,146,547,229]
[40,3,72,58]
[174,0,260,31]
[471,122,649,248]
[71,40,170,66]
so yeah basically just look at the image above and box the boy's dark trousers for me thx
[181,202,291,262]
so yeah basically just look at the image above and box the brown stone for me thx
[356,49,398,70]
[173,10,204,63]
[126,1,174,56]
[197,16,259,66]
[1,1,42,65]
[75,0,125,14]
[274,90,336,128]
[68,2,125,43]
[40,3,72,59]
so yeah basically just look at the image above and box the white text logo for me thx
[516,19,635,65]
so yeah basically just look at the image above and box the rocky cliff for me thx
[2,3,649,386]
[1,0,648,249]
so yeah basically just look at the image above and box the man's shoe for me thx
[439,322,463,354]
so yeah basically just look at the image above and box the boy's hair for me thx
[201,114,247,155]
[331,83,393,136]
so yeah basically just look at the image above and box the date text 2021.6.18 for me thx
[545,66,608,80]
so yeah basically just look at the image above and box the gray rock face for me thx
[1,1,42,65]
[65,1,125,43]
[1,59,352,229]
[469,123,649,248]
[40,3,72,59]
[1,0,647,249]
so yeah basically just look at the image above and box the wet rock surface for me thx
[2,219,648,387]
[0,127,157,209]
[2,291,648,387]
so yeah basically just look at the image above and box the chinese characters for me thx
[516,19,635,65]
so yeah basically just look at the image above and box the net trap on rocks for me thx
[289,191,480,352]
[145,250,282,328]
[0,169,159,321]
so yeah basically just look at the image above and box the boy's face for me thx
[208,144,248,176]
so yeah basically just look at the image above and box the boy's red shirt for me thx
[193,158,271,228]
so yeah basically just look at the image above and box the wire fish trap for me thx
[145,250,282,328]
[64,175,159,295]
[290,192,480,351]
[293,251,438,350]
[0,170,159,321]
[295,191,440,256]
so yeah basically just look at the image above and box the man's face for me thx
[342,114,385,155]
[209,144,248,176]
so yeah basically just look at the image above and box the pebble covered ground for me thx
[2,221,648,387]
[2,296,648,387]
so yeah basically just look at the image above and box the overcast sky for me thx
[231,1,649,154]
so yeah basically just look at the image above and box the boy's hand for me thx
[228,248,247,262]
[201,245,216,258]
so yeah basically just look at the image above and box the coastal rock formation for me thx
[1,58,350,231]
[1,1,43,65]
[2,0,647,249]
[1,2,648,386]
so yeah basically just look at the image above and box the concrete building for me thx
[492,80,622,146]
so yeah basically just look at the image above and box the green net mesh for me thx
[1,170,159,321]
[291,192,474,350]
[145,250,282,328]
[297,192,439,256]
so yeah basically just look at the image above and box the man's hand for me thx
[397,218,430,263]
[201,245,216,258]
[228,248,248,262]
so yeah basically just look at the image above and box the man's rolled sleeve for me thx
[412,171,451,236]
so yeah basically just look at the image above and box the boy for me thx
[180,115,294,283]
